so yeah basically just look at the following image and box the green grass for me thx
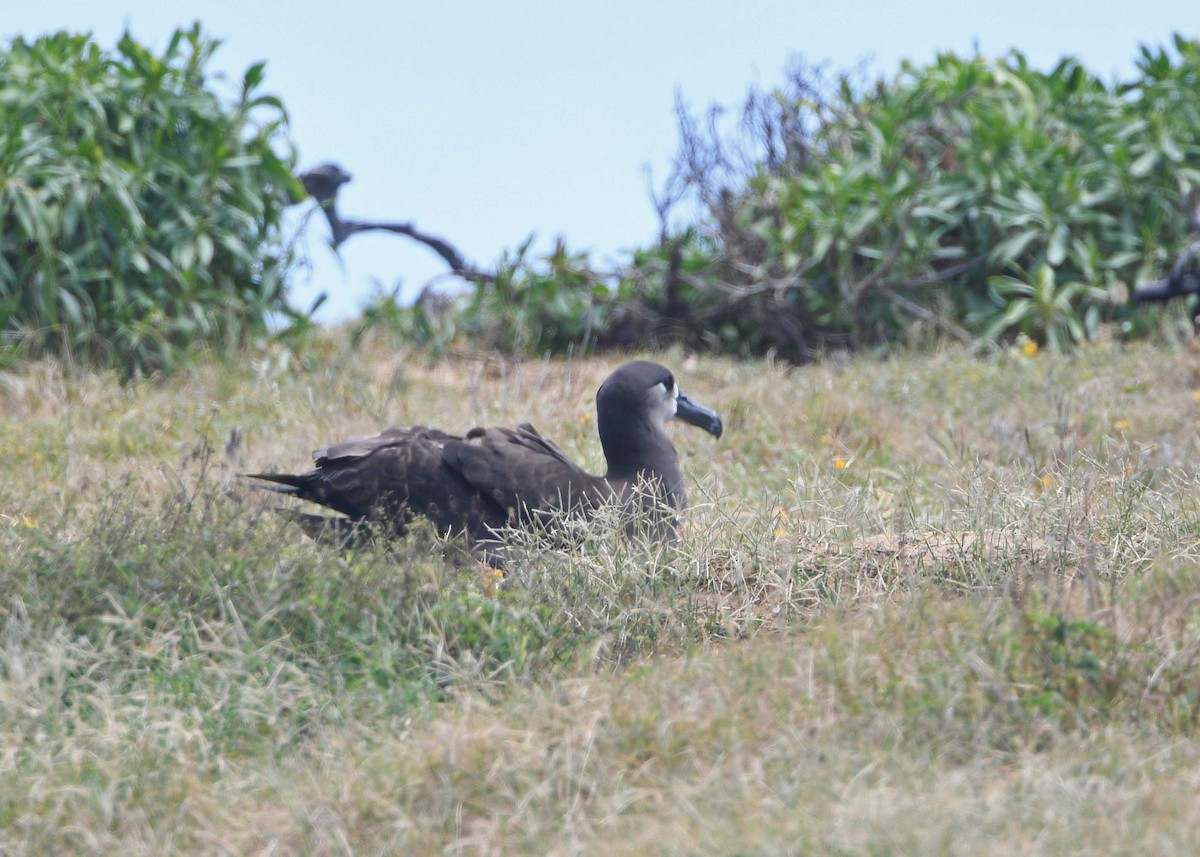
[3,333,1200,853]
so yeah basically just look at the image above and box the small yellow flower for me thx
[1041,475,1053,488]
[819,433,831,447]
[1192,390,1200,404]
[1022,339,1039,357]
[1114,419,1130,433]
[774,528,788,540]
[494,569,505,579]
[834,457,849,471]
[577,412,592,425]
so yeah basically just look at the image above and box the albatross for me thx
[246,361,723,554]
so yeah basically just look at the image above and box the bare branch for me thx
[297,162,493,284]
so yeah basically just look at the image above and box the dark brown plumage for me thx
[246,361,723,554]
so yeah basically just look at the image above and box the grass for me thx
[4,332,1200,853]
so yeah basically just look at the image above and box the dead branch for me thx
[297,163,494,284]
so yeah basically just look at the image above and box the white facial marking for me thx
[652,381,678,424]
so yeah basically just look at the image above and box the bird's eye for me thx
[663,374,675,391]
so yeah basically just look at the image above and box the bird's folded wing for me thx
[441,425,611,517]
[314,425,458,465]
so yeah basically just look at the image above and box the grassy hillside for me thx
[3,333,1200,853]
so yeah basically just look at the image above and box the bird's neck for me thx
[600,420,683,505]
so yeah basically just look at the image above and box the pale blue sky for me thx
[6,2,1198,321]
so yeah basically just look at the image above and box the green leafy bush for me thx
[0,25,301,375]
[977,265,1108,352]
[435,36,1199,361]
[639,35,1200,357]
[462,235,613,354]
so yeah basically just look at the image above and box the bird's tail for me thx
[242,472,306,495]
[243,473,374,549]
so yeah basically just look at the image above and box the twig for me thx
[893,254,990,289]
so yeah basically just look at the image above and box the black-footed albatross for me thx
[246,361,723,553]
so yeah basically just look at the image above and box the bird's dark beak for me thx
[675,390,723,438]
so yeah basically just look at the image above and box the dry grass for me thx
[3,334,1200,853]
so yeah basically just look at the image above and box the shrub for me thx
[462,235,613,354]
[0,25,301,375]
[631,36,1200,358]
[438,36,1200,361]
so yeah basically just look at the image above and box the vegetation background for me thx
[2,25,1200,854]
